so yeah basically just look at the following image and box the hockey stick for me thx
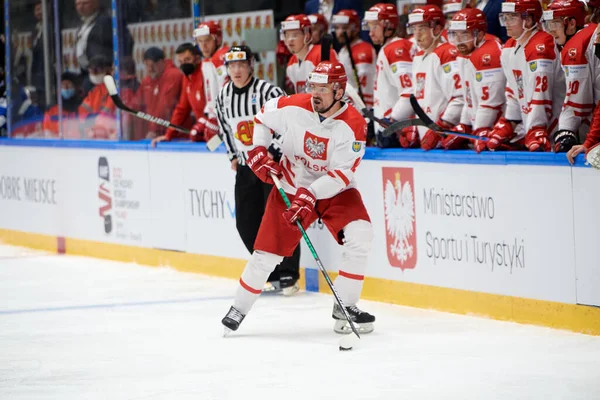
[408,94,489,141]
[321,33,333,61]
[103,75,223,151]
[344,84,390,128]
[270,174,361,341]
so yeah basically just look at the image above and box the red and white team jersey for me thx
[559,23,600,133]
[337,39,377,108]
[375,37,416,127]
[286,45,338,94]
[396,43,464,136]
[202,46,230,118]
[253,94,367,199]
[501,30,565,135]
[457,39,505,130]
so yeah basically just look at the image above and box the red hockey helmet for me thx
[281,14,312,32]
[543,0,587,28]
[308,61,348,91]
[442,0,467,15]
[408,5,446,27]
[308,14,329,31]
[363,3,399,30]
[448,8,487,32]
[193,20,223,39]
[500,0,543,24]
[332,9,361,29]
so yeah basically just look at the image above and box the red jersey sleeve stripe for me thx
[240,278,262,294]
[565,101,595,110]
[350,157,361,173]
[338,270,365,281]
[530,100,553,106]
[334,170,350,186]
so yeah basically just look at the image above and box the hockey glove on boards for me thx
[553,129,578,153]
[487,117,515,151]
[441,123,471,150]
[525,127,551,152]
[190,117,208,141]
[204,117,220,141]
[283,187,316,226]
[246,146,282,184]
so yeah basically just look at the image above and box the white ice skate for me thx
[332,304,375,334]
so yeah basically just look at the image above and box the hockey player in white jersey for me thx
[332,9,376,109]
[488,0,566,152]
[393,5,464,150]
[363,3,418,148]
[282,14,337,94]
[448,8,506,151]
[221,60,376,335]
[542,0,600,153]
[191,21,230,141]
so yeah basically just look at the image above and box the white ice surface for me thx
[0,244,599,400]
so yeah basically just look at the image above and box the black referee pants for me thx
[235,165,301,283]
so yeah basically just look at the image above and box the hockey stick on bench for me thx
[270,173,361,344]
[408,94,489,142]
[103,75,223,151]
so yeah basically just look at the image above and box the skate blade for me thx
[282,282,300,297]
[262,281,282,294]
[333,320,374,335]
[223,327,233,337]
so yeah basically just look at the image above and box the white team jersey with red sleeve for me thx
[374,37,416,127]
[286,45,338,94]
[458,39,505,130]
[337,39,377,108]
[252,93,367,199]
[202,46,230,118]
[501,31,566,135]
[559,23,600,133]
[408,43,464,137]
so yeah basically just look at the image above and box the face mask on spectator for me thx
[89,74,105,85]
[61,88,75,99]
[180,63,196,76]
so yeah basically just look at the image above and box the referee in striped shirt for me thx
[216,45,301,295]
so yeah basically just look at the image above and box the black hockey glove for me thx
[553,130,578,153]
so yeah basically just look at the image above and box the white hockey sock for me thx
[334,220,373,306]
[234,250,283,314]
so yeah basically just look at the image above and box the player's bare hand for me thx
[151,135,167,148]
[566,145,587,165]
[146,131,158,139]
[231,158,239,171]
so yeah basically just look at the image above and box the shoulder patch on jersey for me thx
[212,46,230,68]
[352,141,362,152]
[524,31,556,61]
[352,41,375,64]
[434,43,458,66]
[276,93,313,112]
[383,38,413,63]
[471,40,502,70]
[560,24,597,66]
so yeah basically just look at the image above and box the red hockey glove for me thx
[399,126,420,148]
[525,126,551,152]
[246,146,282,184]
[190,117,208,142]
[283,187,316,226]
[421,129,442,150]
[487,117,515,151]
[473,128,490,153]
[204,117,220,141]
[441,123,471,150]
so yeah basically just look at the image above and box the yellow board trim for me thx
[1,228,599,336]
